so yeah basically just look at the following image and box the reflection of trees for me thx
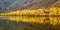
[0,18,60,30]
[0,16,60,25]
[50,17,58,25]
[0,16,60,30]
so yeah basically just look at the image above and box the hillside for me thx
[0,0,60,13]
[0,7,60,16]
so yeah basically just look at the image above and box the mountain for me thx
[0,0,27,13]
[0,0,60,13]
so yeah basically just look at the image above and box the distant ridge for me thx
[0,0,60,13]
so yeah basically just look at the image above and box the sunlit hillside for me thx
[0,9,45,16]
[0,0,60,16]
[0,7,60,16]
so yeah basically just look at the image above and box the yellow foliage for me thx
[1,16,60,25]
[58,17,60,24]
[49,7,57,15]
[50,17,58,25]
[0,16,45,24]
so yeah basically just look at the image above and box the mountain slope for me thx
[0,0,60,13]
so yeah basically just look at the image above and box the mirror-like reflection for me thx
[0,16,60,30]
[0,16,46,24]
[0,16,60,25]
[50,17,58,25]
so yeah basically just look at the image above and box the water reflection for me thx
[0,16,60,25]
[0,16,46,24]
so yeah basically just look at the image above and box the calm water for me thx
[0,16,60,30]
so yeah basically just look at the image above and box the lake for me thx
[0,16,60,30]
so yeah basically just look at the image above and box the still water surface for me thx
[0,16,60,30]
